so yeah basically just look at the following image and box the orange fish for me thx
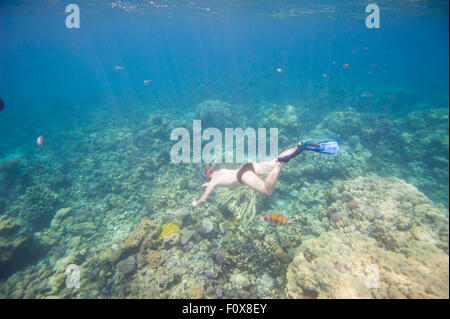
[36,135,44,146]
[262,214,299,227]
[143,80,152,85]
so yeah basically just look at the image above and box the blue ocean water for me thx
[0,0,448,299]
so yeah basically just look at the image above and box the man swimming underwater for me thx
[192,141,339,206]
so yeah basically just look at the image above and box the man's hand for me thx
[193,179,216,207]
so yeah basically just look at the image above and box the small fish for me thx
[114,65,124,70]
[332,61,337,65]
[143,79,152,85]
[276,68,283,73]
[322,73,329,79]
[262,214,299,227]
[0,98,4,112]
[37,135,44,146]
[342,63,350,69]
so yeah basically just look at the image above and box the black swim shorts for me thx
[236,163,255,184]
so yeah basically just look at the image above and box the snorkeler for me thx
[192,141,339,207]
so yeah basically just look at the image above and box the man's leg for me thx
[243,143,301,195]
[277,143,302,163]
[242,161,285,195]
[262,161,284,195]
[253,159,277,175]
[253,143,301,174]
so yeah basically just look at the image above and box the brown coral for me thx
[145,250,162,268]
[189,283,205,299]
[119,219,161,257]
[347,199,360,210]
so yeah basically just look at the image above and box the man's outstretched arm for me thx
[192,181,217,207]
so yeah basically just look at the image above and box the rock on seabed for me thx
[286,176,449,299]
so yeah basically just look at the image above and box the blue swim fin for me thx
[302,141,339,154]
[278,141,339,162]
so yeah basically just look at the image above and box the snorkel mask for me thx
[201,162,215,181]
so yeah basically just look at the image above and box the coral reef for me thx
[10,185,61,230]
[324,176,448,254]
[286,230,449,299]
[158,223,181,242]
[0,97,447,299]
[216,185,262,228]
[0,216,32,278]
[260,103,329,149]
[314,107,449,206]
[196,100,245,130]
[261,104,303,148]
